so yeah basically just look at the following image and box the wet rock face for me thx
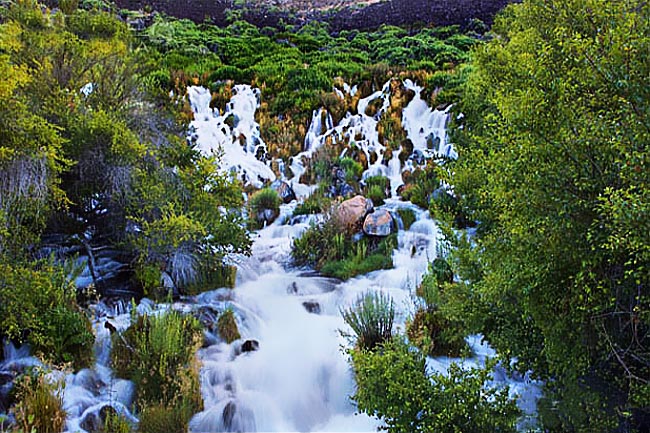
[363,209,395,236]
[271,180,296,204]
[241,340,260,353]
[334,195,373,228]
[302,301,321,314]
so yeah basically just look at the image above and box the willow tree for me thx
[445,0,649,430]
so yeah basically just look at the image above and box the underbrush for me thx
[293,214,396,279]
[12,371,66,433]
[111,310,203,431]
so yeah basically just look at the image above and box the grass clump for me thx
[138,400,197,433]
[293,212,396,280]
[248,187,281,229]
[13,371,66,433]
[396,208,416,230]
[293,190,332,216]
[216,308,241,343]
[101,411,133,433]
[363,175,389,206]
[407,258,468,357]
[111,310,203,430]
[341,292,394,351]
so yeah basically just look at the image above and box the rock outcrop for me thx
[363,209,395,236]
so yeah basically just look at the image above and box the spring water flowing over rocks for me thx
[0,80,541,432]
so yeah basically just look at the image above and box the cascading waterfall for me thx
[187,85,276,189]
[0,79,542,432]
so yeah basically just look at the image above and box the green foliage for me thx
[101,411,133,433]
[216,308,240,343]
[13,370,66,433]
[293,209,396,279]
[350,338,519,433]
[364,175,389,206]
[248,187,281,229]
[137,400,197,433]
[293,190,331,216]
[400,162,440,209]
[341,291,394,350]
[444,0,650,430]
[338,157,363,182]
[111,310,202,418]
[0,259,94,369]
[396,208,415,230]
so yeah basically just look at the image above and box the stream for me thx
[0,80,541,432]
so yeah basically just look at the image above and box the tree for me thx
[445,0,649,430]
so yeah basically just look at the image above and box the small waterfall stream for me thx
[0,80,541,432]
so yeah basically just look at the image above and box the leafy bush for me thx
[111,310,202,418]
[0,259,94,369]
[341,291,394,350]
[248,187,281,229]
[13,371,66,433]
[350,338,519,433]
[338,157,364,182]
[216,308,241,343]
[406,307,467,357]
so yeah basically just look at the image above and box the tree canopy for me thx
[444,0,649,430]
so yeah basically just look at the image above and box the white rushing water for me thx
[0,80,541,432]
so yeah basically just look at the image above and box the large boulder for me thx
[363,209,395,236]
[271,180,296,204]
[334,195,373,227]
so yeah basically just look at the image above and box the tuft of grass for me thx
[217,308,241,343]
[341,291,394,350]
[13,371,66,433]
[137,399,198,433]
[396,208,416,230]
[364,175,389,206]
[101,411,133,433]
[111,310,203,421]
[248,187,281,229]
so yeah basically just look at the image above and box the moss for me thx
[217,309,241,343]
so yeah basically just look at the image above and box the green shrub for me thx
[406,307,467,357]
[293,191,331,216]
[350,338,519,433]
[366,184,386,207]
[138,400,198,433]
[216,308,240,343]
[13,371,66,433]
[248,188,281,229]
[396,208,416,230]
[0,259,94,370]
[341,291,394,350]
[111,310,202,414]
[101,411,133,433]
[339,157,364,182]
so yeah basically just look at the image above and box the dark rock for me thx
[80,405,117,433]
[271,180,296,204]
[287,281,299,294]
[396,184,406,196]
[241,340,259,353]
[126,17,146,30]
[302,301,321,314]
[363,209,395,237]
[223,400,237,429]
[338,182,356,198]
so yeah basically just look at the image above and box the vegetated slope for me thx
[113,0,519,30]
